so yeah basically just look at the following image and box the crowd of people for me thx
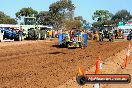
[87,27,124,41]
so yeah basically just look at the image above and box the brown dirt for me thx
[0,39,129,88]
[58,45,132,88]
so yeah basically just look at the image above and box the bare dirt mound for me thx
[0,40,129,88]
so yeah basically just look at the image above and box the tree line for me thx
[92,9,132,27]
[0,0,132,29]
[0,11,17,24]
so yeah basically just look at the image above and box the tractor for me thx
[58,30,88,48]
[98,26,114,42]
[0,27,22,41]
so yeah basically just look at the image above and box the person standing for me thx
[19,26,23,41]
[49,30,52,40]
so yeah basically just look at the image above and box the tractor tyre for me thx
[28,29,35,40]
[76,75,86,85]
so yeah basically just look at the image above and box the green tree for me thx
[92,21,103,28]
[74,16,87,28]
[49,0,75,28]
[112,9,132,23]
[16,7,38,19]
[64,19,82,29]
[36,11,52,25]
[0,11,17,24]
[92,10,113,27]
[64,10,74,20]
[74,16,83,21]
[92,10,113,22]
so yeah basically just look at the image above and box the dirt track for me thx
[0,39,129,88]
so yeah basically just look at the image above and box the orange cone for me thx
[124,42,131,68]
[125,55,128,68]
[78,67,84,75]
[95,57,102,74]
[94,57,102,88]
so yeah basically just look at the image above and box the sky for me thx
[1,0,132,23]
